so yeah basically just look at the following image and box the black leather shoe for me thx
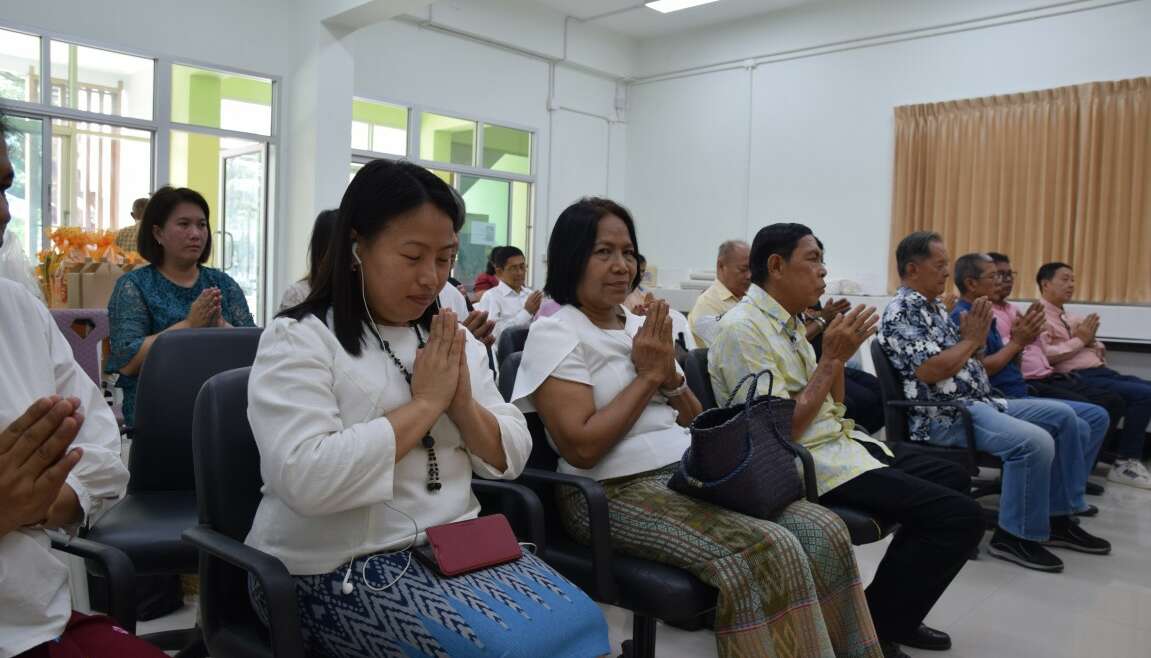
[1086,481,1105,496]
[881,641,911,658]
[1074,504,1099,517]
[894,624,952,651]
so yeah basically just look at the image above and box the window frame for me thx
[0,20,281,320]
[349,97,537,285]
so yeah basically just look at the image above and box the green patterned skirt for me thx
[558,464,882,658]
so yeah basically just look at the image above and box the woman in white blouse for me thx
[246,160,608,658]
[512,198,881,658]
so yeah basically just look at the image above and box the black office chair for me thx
[870,341,1001,498]
[682,347,895,545]
[496,324,530,366]
[86,327,263,655]
[499,350,828,656]
[186,367,548,658]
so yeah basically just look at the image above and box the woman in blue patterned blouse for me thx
[106,186,254,424]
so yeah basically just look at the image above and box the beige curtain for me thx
[890,77,1151,302]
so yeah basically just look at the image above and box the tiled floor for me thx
[140,470,1151,657]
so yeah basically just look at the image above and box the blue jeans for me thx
[1075,367,1151,459]
[1025,397,1108,514]
[930,398,1089,541]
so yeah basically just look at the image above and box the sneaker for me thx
[1045,517,1111,554]
[1107,459,1151,490]
[988,528,1064,572]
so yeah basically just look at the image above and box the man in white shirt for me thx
[476,246,542,342]
[0,132,42,301]
[0,278,168,658]
[688,240,750,347]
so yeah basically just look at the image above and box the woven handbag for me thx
[668,369,803,519]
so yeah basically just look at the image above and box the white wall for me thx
[627,0,1151,297]
[351,14,627,284]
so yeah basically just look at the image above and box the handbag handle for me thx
[679,368,775,489]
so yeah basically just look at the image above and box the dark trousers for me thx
[820,443,984,642]
[1028,374,1125,458]
[1073,367,1151,459]
[844,367,886,434]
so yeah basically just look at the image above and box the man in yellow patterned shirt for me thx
[114,197,149,254]
[710,222,983,657]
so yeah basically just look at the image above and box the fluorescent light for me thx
[645,0,720,14]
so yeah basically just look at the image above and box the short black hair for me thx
[137,186,212,266]
[305,209,338,289]
[631,253,647,291]
[954,253,993,294]
[283,159,464,355]
[545,197,638,307]
[895,231,943,278]
[1036,261,1072,289]
[492,245,525,270]
[749,223,818,287]
[988,252,1010,264]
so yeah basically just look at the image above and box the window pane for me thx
[50,120,152,233]
[3,116,44,255]
[419,113,474,166]
[483,124,531,174]
[0,28,40,103]
[350,161,363,184]
[170,131,267,320]
[49,41,154,120]
[351,99,407,155]
[172,64,272,135]
[454,175,510,285]
[511,181,531,256]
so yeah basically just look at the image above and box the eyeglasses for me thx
[997,270,1017,280]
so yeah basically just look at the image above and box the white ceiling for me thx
[531,0,819,39]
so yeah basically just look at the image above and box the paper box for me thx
[79,262,125,309]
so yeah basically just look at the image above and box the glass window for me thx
[454,175,509,284]
[49,41,154,120]
[171,64,272,136]
[349,161,363,183]
[419,113,474,167]
[50,120,151,232]
[351,99,407,155]
[0,28,40,103]
[483,124,531,175]
[511,180,531,255]
[3,116,45,255]
[170,131,267,317]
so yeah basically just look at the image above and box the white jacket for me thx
[0,280,128,658]
[244,312,531,575]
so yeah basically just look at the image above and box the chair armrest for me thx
[471,479,546,553]
[790,444,821,503]
[182,526,304,658]
[49,531,136,633]
[885,400,979,469]
[516,468,619,603]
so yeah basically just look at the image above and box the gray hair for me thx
[895,231,943,278]
[717,240,749,262]
[954,253,993,294]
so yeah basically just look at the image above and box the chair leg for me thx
[630,614,658,658]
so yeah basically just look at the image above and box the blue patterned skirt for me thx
[249,551,609,658]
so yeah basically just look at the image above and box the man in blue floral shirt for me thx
[879,232,1110,574]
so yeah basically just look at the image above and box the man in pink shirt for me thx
[988,254,1124,495]
[1036,261,1151,489]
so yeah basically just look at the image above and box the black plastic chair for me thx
[86,327,263,655]
[499,350,827,657]
[50,531,137,633]
[870,341,1001,498]
[683,347,895,545]
[186,366,549,658]
[496,324,530,366]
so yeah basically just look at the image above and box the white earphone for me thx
[352,242,363,265]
